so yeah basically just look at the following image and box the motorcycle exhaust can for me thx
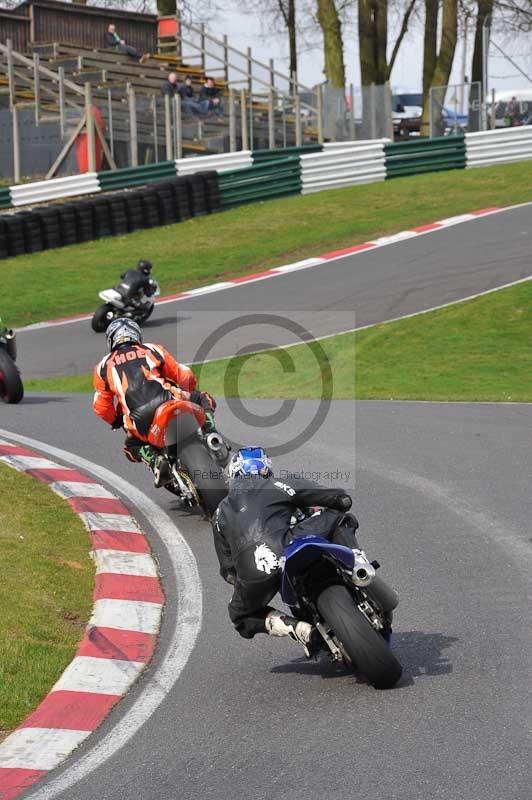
[206,432,230,464]
[351,550,376,587]
[5,330,17,361]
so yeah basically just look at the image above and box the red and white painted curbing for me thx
[19,204,517,334]
[0,439,163,800]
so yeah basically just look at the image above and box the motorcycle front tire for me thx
[178,440,228,517]
[0,349,24,404]
[92,304,115,333]
[317,584,402,690]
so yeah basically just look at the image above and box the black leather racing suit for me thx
[117,269,157,303]
[212,475,358,638]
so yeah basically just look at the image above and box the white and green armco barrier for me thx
[1,126,532,212]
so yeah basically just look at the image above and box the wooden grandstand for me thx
[0,0,319,176]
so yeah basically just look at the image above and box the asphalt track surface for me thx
[4,203,532,799]
[4,397,532,800]
[17,203,532,378]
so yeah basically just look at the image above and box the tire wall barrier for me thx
[465,126,532,168]
[0,172,220,260]
[218,156,302,208]
[385,134,466,178]
[300,139,388,194]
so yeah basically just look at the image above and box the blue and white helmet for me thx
[228,447,273,479]
[106,318,142,351]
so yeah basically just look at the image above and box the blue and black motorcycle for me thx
[281,514,402,690]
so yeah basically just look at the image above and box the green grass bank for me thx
[0,464,93,738]
[4,161,532,329]
[26,279,532,402]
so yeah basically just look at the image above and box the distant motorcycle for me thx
[0,327,24,404]
[281,510,402,689]
[91,279,160,333]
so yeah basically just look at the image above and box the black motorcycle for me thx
[91,280,160,333]
[0,328,24,404]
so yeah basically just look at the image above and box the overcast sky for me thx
[211,4,532,95]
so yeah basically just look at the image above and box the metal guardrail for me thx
[176,151,253,175]
[301,140,388,194]
[218,156,302,207]
[98,161,177,191]
[0,188,12,209]
[253,144,323,162]
[465,127,532,168]
[10,173,100,206]
[385,135,466,178]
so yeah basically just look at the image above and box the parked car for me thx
[392,92,422,137]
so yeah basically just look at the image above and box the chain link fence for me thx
[429,81,483,137]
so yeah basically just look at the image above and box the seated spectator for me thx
[179,77,195,102]
[162,73,200,116]
[161,71,179,98]
[199,77,223,116]
[105,24,147,63]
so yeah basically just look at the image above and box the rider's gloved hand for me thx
[111,414,123,430]
[189,390,216,411]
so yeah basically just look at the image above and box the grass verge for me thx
[26,279,532,402]
[0,464,93,738]
[3,161,532,329]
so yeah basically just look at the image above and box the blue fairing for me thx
[281,535,355,607]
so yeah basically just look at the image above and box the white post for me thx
[128,84,138,167]
[240,89,248,151]
[164,93,173,160]
[12,105,21,183]
[229,88,236,152]
[174,93,182,160]
[58,66,66,138]
[294,92,302,146]
[33,52,41,126]
[268,89,275,149]
[85,82,96,172]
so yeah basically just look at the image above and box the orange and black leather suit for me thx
[93,341,197,458]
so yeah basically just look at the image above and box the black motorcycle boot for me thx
[139,445,172,488]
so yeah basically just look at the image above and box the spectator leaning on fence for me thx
[199,77,223,116]
[105,24,148,63]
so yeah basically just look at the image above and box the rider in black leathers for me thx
[117,259,158,304]
[212,447,359,651]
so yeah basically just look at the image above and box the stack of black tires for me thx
[0,171,221,260]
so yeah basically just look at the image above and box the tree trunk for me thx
[375,0,388,85]
[358,0,376,85]
[423,0,438,97]
[471,0,493,83]
[421,0,458,135]
[316,0,345,88]
[157,0,176,16]
[288,0,297,80]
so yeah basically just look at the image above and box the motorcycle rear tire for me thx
[178,440,227,517]
[317,584,402,690]
[92,304,115,333]
[0,350,24,404]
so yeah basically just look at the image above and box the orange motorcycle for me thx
[137,395,230,517]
